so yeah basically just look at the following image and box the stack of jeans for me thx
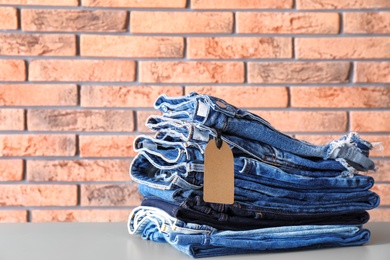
[128,92,380,258]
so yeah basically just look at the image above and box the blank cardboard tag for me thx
[204,139,234,204]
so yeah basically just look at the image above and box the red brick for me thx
[22,9,128,32]
[0,109,24,130]
[192,0,293,9]
[137,111,160,132]
[344,12,390,34]
[0,0,78,5]
[0,34,76,56]
[0,185,77,206]
[0,7,17,30]
[370,208,390,222]
[0,134,76,156]
[363,136,390,157]
[253,111,347,132]
[297,0,390,9]
[81,35,184,58]
[296,38,390,59]
[248,62,350,83]
[81,86,182,108]
[354,62,390,83]
[0,60,26,81]
[185,86,288,108]
[0,211,27,223]
[0,84,77,106]
[236,12,339,34]
[363,160,390,182]
[27,110,134,132]
[291,87,390,108]
[187,37,292,59]
[130,12,233,33]
[29,60,135,82]
[27,160,130,182]
[371,184,390,206]
[32,210,130,222]
[351,112,390,132]
[82,0,186,8]
[79,135,136,157]
[0,160,24,181]
[80,184,141,206]
[140,62,244,83]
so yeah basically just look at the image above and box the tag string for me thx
[216,129,222,149]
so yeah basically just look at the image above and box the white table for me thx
[0,222,389,260]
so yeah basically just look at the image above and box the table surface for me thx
[0,222,389,260]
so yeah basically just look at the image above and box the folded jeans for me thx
[128,206,370,258]
[141,196,370,231]
[154,93,375,172]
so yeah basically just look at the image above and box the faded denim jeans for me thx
[131,134,375,191]
[154,93,375,172]
[146,115,351,175]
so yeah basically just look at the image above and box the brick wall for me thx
[0,0,389,222]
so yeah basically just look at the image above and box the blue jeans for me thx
[154,93,375,172]
[128,206,370,258]
[131,152,380,211]
[131,136,380,213]
[131,135,375,192]
[138,184,379,216]
[147,115,352,175]
[130,152,204,190]
[133,153,379,207]
[128,206,216,236]
[141,196,370,230]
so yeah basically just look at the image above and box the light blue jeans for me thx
[154,93,375,172]
[147,115,351,175]
[132,134,375,192]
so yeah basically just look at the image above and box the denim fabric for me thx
[131,153,380,212]
[141,196,370,230]
[154,93,375,172]
[128,93,380,257]
[131,134,375,192]
[147,115,352,174]
[133,155,380,209]
[138,184,379,216]
[130,152,203,190]
[129,206,370,258]
[128,206,216,236]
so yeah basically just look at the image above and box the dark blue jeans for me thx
[141,196,370,231]
[138,184,377,219]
